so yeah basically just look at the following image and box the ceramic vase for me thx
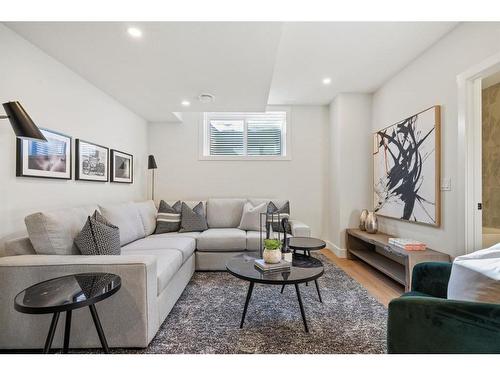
[365,212,378,234]
[359,209,369,231]
[263,248,282,264]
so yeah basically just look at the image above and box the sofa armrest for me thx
[388,296,500,353]
[0,254,159,349]
[411,262,452,298]
[288,220,311,237]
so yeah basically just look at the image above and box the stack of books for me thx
[388,238,427,251]
[254,259,291,272]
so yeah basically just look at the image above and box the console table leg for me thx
[314,279,323,303]
[280,284,285,294]
[63,310,72,353]
[240,282,254,328]
[294,284,309,333]
[89,304,110,353]
[43,312,60,354]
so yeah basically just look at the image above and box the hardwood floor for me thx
[320,249,404,307]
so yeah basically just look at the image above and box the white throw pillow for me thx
[447,245,500,304]
[238,202,267,231]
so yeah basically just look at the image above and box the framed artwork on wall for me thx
[16,128,72,180]
[75,139,109,182]
[373,105,441,227]
[110,149,133,183]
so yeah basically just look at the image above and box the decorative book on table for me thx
[388,238,427,251]
[254,259,291,272]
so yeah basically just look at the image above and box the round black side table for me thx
[14,272,121,354]
[227,253,324,333]
[282,237,327,302]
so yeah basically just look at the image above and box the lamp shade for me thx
[2,101,47,141]
[148,155,158,169]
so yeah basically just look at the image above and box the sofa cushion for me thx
[447,246,500,304]
[207,198,246,228]
[267,201,291,233]
[25,205,99,255]
[246,231,263,252]
[121,235,195,263]
[238,202,267,231]
[74,211,121,255]
[135,200,157,236]
[151,231,201,241]
[179,202,208,233]
[99,202,146,246]
[120,248,183,295]
[155,200,182,234]
[197,228,247,252]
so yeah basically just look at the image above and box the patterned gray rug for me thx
[118,254,388,354]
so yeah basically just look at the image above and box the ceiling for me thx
[6,22,457,122]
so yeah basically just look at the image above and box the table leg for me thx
[43,312,60,354]
[294,284,309,333]
[240,281,254,328]
[63,310,72,353]
[89,304,110,353]
[280,284,285,294]
[314,279,323,303]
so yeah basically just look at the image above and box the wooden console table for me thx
[345,228,450,291]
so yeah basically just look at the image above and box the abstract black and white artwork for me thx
[75,139,109,182]
[373,106,441,226]
[110,149,133,183]
[16,128,72,180]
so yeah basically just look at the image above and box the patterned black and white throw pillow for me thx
[74,210,121,255]
[267,201,291,234]
[179,202,208,233]
[155,200,182,234]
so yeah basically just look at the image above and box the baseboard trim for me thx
[324,240,347,258]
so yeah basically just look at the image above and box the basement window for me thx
[200,110,290,160]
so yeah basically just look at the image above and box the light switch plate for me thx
[441,178,451,191]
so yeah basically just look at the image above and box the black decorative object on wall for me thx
[16,128,72,180]
[1,101,47,141]
[373,105,441,226]
[75,139,109,182]
[110,149,133,183]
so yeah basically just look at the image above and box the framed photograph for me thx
[75,139,109,182]
[16,128,72,180]
[373,105,441,227]
[110,149,133,183]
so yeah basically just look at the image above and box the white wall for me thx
[148,106,329,237]
[0,24,148,252]
[325,94,372,255]
[372,22,500,257]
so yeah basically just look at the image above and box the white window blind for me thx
[204,112,287,158]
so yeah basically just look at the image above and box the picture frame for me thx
[75,139,109,182]
[373,105,441,227]
[16,128,72,180]
[110,149,133,183]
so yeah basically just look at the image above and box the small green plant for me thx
[264,239,281,250]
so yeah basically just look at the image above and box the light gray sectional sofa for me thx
[0,198,310,350]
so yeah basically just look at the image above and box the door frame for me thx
[457,51,500,253]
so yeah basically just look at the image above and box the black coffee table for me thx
[226,253,324,333]
[14,272,121,354]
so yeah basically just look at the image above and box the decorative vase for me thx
[359,209,369,231]
[263,248,282,264]
[365,212,378,234]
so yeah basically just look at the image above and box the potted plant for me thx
[263,238,282,264]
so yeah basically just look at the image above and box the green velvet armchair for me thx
[387,262,500,354]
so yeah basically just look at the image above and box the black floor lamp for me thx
[1,101,47,141]
[148,155,158,201]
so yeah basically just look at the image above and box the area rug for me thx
[117,254,388,354]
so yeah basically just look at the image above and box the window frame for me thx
[198,107,291,161]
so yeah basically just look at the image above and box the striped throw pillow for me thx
[155,200,182,234]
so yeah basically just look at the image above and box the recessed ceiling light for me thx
[322,77,332,85]
[198,93,215,104]
[181,100,191,107]
[127,27,142,38]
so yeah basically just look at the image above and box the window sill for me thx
[198,155,292,161]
